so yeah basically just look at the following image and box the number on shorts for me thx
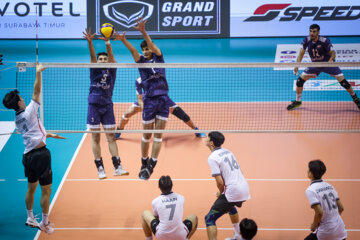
[322,192,337,210]
[22,124,28,132]
[165,204,176,221]
[224,156,239,171]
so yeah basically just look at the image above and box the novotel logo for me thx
[0,1,80,17]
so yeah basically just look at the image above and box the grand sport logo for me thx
[94,0,222,36]
[103,0,154,28]
[245,4,360,21]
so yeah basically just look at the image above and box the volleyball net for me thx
[15,62,360,133]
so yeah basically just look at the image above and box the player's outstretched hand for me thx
[113,31,126,41]
[47,133,66,139]
[83,28,96,41]
[36,64,46,73]
[293,67,299,75]
[134,17,147,33]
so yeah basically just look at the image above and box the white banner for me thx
[275,44,360,63]
[0,0,87,39]
[230,0,360,37]
[293,80,360,91]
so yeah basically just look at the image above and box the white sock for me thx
[42,213,49,225]
[145,237,153,240]
[296,94,302,101]
[151,158,157,162]
[233,222,240,235]
[27,209,34,219]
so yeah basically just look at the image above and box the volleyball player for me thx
[287,24,360,111]
[83,28,128,179]
[239,218,257,240]
[305,159,347,240]
[2,64,65,234]
[204,131,250,240]
[114,18,171,180]
[141,175,198,240]
[114,77,206,139]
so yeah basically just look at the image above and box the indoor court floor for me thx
[0,37,359,240]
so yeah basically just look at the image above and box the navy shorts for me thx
[87,103,115,129]
[210,194,244,214]
[142,95,171,123]
[22,146,52,186]
[303,67,343,77]
[134,97,176,108]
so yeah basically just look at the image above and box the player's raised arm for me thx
[83,28,97,63]
[98,35,116,63]
[114,31,140,62]
[32,64,46,102]
[134,18,161,56]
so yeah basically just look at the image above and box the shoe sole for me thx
[139,169,151,180]
[113,172,130,176]
[25,223,38,228]
[98,176,107,180]
[287,104,302,110]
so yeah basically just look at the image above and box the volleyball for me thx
[100,23,114,38]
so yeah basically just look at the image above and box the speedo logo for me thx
[245,4,360,22]
[103,0,154,28]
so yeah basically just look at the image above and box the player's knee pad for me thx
[340,79,351,89]
[172,107,190,122]
[228,206,238,215]
[296,77,306,87]
[205,209,221,227]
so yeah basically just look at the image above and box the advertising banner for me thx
[87,0,230,38]
[275,44,360,63]
[231,0,360,37]
[0,0,87,39]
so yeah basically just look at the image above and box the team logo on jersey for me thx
[245,4,360,22]
[103,0,154,28]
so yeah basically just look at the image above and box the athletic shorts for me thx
[151,218,192,236]
[142,95,171,123]
[134,98,176,108]
[303,67,343,77]
[210,194,244,215]
[22,146,52,186]
[87,103,115,129]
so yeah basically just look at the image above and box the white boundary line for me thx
[48,227,360,231]
[64,178,360,182]
[34,133,87,240]
[0,179,5,181]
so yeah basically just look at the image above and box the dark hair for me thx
[159,175,173,195]
[240,218,258,240]
[3,90,20,111]
[308,159,326,180]
[310,24,320,31]
[96,52,108,59]
[140,40,148,49]
[208,131,225,148]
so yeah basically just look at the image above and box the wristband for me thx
[105,40,110,45]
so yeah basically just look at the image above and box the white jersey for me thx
[152,192,189,240]
[15,100,46,154]
[306,180,347,240]
[208,147,250,202]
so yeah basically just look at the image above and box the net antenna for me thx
[35,6,44,126]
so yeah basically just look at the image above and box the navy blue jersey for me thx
[137,53,169,98]
[301,36,333,62]
[88,68,117,105]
